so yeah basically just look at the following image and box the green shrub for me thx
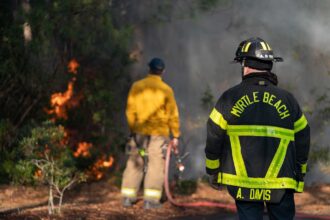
[19,121,85,215]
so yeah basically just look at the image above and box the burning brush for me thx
[45,58,115,180]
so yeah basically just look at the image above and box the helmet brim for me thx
[233,56,284,63]
[274,57,283,62]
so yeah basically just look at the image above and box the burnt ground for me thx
[0,180,329,220]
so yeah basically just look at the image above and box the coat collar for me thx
[242,72,278,86]
[147,74,162,80]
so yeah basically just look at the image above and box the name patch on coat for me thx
[230,92,290,119]
[236,188,271,201]
[227,186,286,203]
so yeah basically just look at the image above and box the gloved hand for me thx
[296,170,305,182]
[209,174,222,190]
[171,138,179,155]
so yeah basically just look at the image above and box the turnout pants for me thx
[235,190,295,220]
[121,134,167,203]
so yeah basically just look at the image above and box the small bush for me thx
[19,121,85,215]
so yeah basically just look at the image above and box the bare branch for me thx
[61,177,78,193]
[51,182,62,195]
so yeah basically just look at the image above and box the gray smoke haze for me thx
[130,0,330,183]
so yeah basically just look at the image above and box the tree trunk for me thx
[58,191,63,214]
[48,185,54,215]
[48,161,55,215]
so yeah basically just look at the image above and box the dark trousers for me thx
[235,191,295,220]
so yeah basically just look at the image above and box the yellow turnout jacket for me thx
[126,74,180,138]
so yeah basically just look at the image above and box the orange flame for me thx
[73,142,115,179]
[60,129,69,146]
[48,81,74,120]
[45,59,115,181]
[102,156,114,167]
[46,59,81,120]
[90,155,115,180]
[74,142,92,158]
[50,81,74,106]
[68,59,79,74]
[34,169,43,178]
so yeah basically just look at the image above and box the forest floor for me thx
[0,180,330,220]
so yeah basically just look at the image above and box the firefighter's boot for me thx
[122,197,137,207]
[144,200,162,209]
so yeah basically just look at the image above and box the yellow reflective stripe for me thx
[260,42,268,50]
[301,163,307,174]
[265,139,290,178]
[230,135,248,177]
[294,114,308,133]
[206,158,220,169]
[219,173,304,192]
[209,108,228,130]
[121,187,137,198]
[297,181,304,192]
[266,43,272,50]
[144,189,162,199]
[242,42,252,52]
[227,125,294,141]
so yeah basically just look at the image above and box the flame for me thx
[50,81,74,106]
[48,81,74,120]
[102,156,114,167]
[74,142,92,158]
[68,59,79,74]
[60,129,69,145]
[90,155,115,180]
[34,169,42,178]
[46,59,81,120]
[45,58,114,181]
[73,141,115,179]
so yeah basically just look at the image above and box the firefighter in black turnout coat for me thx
[205,37,310,220]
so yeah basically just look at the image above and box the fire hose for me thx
[164,141,330,220]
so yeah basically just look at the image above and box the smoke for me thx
[130,0,330,183]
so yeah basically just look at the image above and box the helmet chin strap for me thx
[241,60,245,78]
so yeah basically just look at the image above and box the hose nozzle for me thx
[176,159,185,172]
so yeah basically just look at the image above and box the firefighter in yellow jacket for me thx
[121,58,180,209]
